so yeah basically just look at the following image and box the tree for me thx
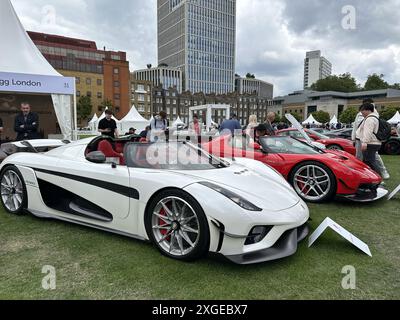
[99,99,114,112]
[246,73,255,79]
[310,73,360,92]
[312,111,330,124]
[380,107,400,121]
[390,83,400,90]
[77,96,92,123]
[364,74,389,91]
[339,107,359,124]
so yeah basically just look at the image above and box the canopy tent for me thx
[88,114,99,132]
[189,104,231,132]
[329,115,338,125]
[98,107,120,123]
[302,114,322,126]
[118,105,149,133]
[388,111,400,124]
[172,116,186,128]
[0,0,76,140]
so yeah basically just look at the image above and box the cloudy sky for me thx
[11,0,400,96]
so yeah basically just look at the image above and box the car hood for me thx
[170,162,301,211]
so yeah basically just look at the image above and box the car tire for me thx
[384,140,400,155]
[289,161,337,203]
[145,189,210,262]
[327,144,343,151]
[0,165,28,215]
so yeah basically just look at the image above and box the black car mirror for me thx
[86,151,106,164]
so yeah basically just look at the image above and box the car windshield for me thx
[125,141,229,170]
[308,129,330,140]
[259,136,321,155]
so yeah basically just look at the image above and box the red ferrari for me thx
[204,135,387,203]
[278,128,356,155]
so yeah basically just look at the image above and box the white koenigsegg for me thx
[0,136,310,264]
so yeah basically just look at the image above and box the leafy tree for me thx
[390,83,400,90]
[339,107,359,124]
[246,73,255,79]
[77,95,92,123]
[364,74,389,91]
[380,107,400,121]
[99,99,114,112]
[310,73,360,92]
[274,114,282,123]
[312,111,330,124]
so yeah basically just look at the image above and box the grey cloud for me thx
[11,0,400,96]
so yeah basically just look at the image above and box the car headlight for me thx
[198,181,262,212]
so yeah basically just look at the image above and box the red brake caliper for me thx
[159,206,171,241]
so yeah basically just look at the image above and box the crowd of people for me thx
[1,100,398,181]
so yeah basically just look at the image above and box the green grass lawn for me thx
[0,156,399,300]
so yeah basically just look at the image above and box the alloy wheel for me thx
[1,170,24,212]
[293,165,332,202]
[151,197,200,257]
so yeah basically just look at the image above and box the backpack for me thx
[363,116,392,142]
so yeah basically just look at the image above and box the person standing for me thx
[356,103,382,175]
[150,111,169,142]
[353,100,390,179]
[220,114,242,136]
[189,115,202,136]
[14,102,40,141]
[245,115,258,139]
[264,112,277,136]
[98,109,119,139]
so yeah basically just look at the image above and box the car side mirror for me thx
[86,151,106,164]
[249,142,261,150]
[249,142,268,154]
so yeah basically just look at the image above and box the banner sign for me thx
[0,71,74,95]
[309,217,372,257]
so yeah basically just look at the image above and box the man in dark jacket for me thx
[14,102,40,141]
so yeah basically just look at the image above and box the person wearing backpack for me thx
[150,111,169,142]
[356,103,384,175]
[352,100,390,179]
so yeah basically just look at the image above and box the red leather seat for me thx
[97,140,125,165]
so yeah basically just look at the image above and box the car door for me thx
[36,145,131,221]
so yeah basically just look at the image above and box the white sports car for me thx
[0,136,310,264]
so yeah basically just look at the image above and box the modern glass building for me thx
[158,0,236,95]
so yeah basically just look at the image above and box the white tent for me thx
[0,0,76,139]
[118,105,149,133]
[88,114,99,132]
[330,115,338,125]
[302,114,322,126]
[172,116,186,128]
[98,107,120,123]
[388,111,400,124]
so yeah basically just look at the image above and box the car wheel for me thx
[145,190,210,262]
[327,144,343,151]
[0,166,27,215]
[290,161,337,203]
[384,140,400,155]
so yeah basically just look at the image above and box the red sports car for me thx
[204,135,387,203]
[278,128,356,155]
